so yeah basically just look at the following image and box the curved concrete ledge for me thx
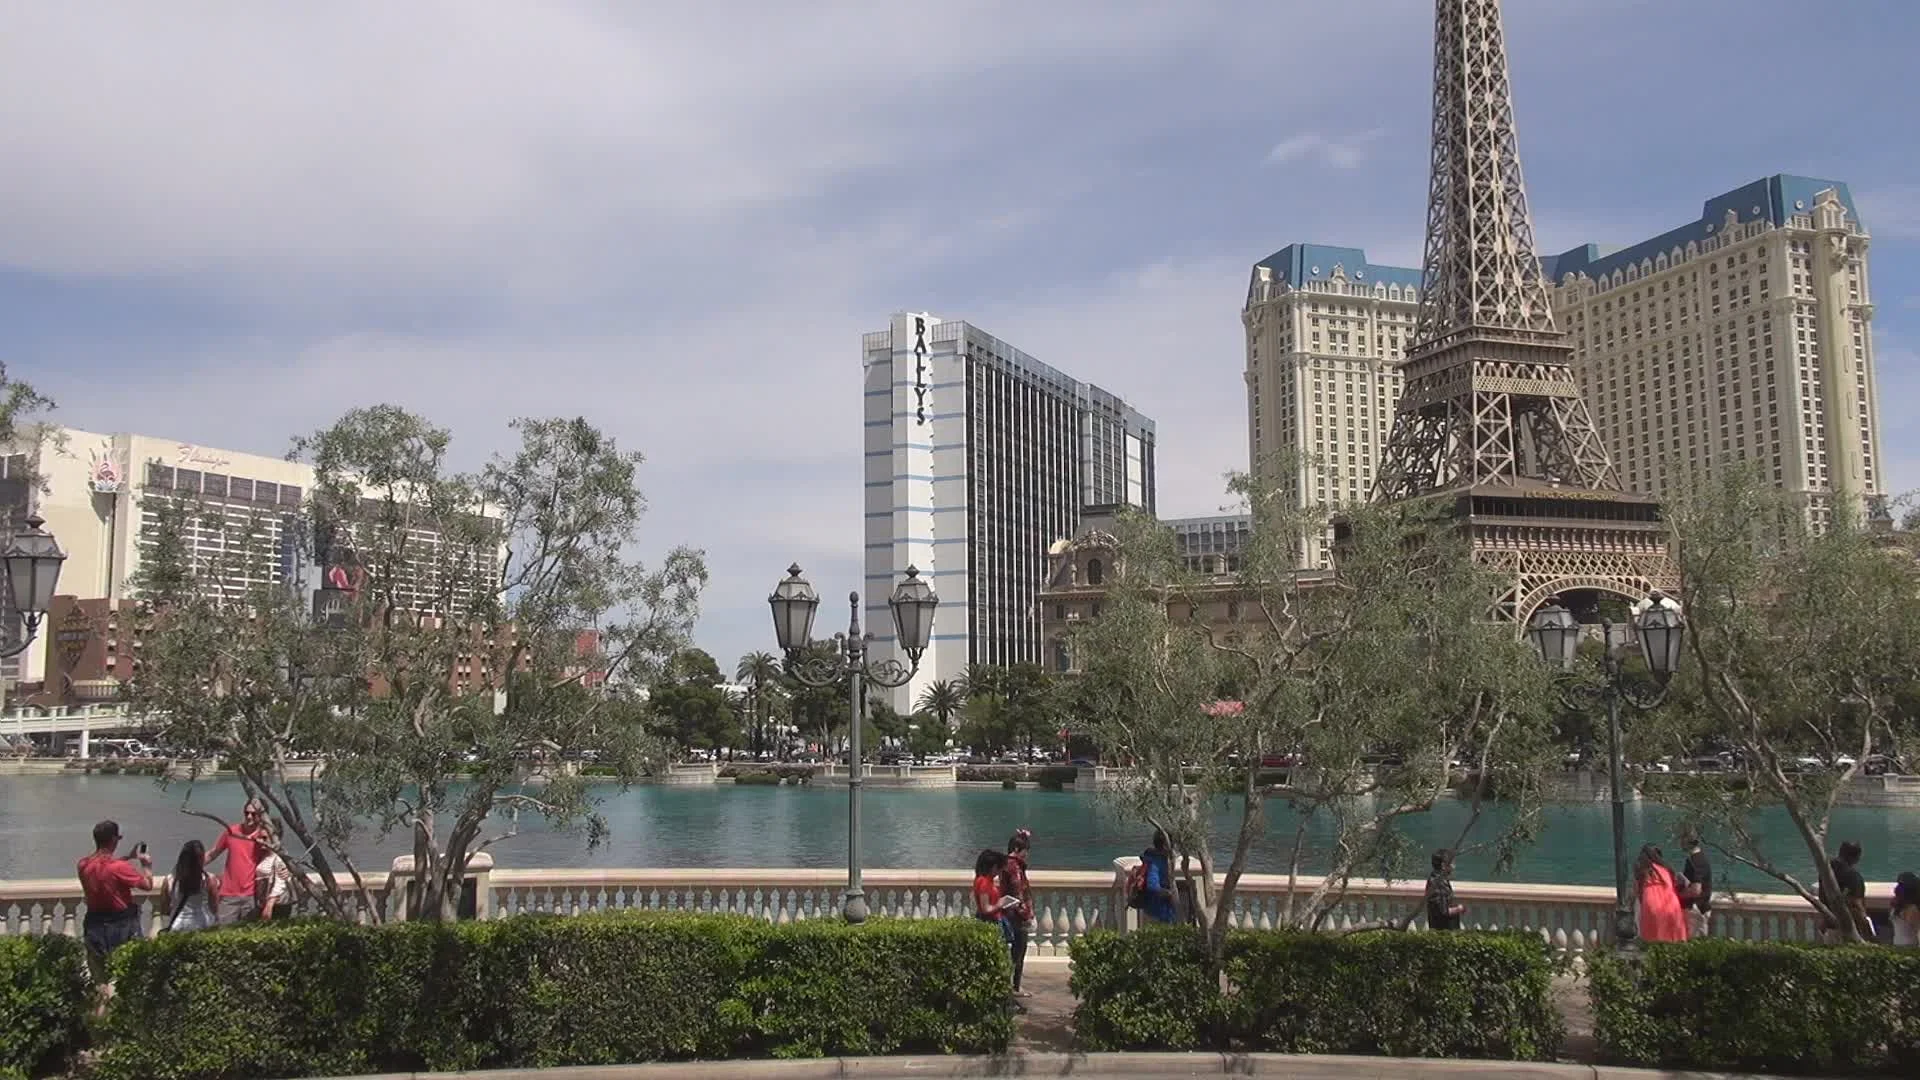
[316,1052,1780,1079]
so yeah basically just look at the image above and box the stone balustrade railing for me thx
[1,859,1882,962]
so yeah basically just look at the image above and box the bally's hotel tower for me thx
[863,313,1155,718]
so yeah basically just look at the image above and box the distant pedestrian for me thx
[971,849,1021,1006]
[1425,848,1466,930]
[253,820,292,920]
[1819,840,1870,942]
[1633,843,1689,942]
[161,840,219,933]
[77,820,152,1005]
[1680,832,1713,937]
[1001,829,1035,997]
[207,798,268,923]
[1890,872,1919,948]
[1138,830,1177,925]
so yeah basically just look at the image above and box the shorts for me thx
[219,894,257,923]
[82,906,144,980]
[1685,907,1710,937]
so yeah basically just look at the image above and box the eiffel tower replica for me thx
[1372,0,1676,622]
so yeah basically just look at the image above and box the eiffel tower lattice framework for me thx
[1371,0,1676,623]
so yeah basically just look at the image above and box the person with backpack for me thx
[1679,831,1712,937]
[1129,829,1177,924]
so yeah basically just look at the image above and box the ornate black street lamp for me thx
[1,515,68,659]
[1528,591,1685,947]
[769,564,937,923]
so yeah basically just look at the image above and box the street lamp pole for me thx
[1529,592,1685,949]
[770,564,937,924]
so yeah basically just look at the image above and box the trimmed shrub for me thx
[0,935,90,1079]
[739,919,1013,1057]
[1591,939,1920,1075]
[98,913,1010,1079]
[1000,778,1017,789]
[1226,930,1561,1060]
[732,771,782,785]
[1070,927,1223,1050]
[1070,926,1561,1060]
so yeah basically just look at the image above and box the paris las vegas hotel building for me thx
[1245,174,1883,565]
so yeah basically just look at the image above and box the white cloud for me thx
[1264,130,1386,171]
[0,1,1236,293]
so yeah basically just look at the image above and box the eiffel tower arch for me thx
[1370,0,1677,624]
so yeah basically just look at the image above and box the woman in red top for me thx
[972,849,1008,923]
[1000,829,1035,997]
[972,848,1022,1007]
[1634,843,1690,942]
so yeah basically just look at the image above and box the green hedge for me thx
[99,913,1012,1080]
[0,936,90,1079]
[1591,940,1920,1075]
[1070,927,1224,1050]
[1227,931,1561,1060]
[1071,926,1561,1060]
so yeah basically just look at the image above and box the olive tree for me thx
[1647,468,1919,938]
[120,493,346,917]
[130,407,705,922]
[1071,475,1554,971]
[0,362,53,446]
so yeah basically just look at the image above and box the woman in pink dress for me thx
[1634,843,1690,942]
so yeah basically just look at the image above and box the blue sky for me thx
[3,0,1916,671]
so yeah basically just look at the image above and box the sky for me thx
[3,1,1917,672]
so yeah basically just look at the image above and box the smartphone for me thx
[133,842,147,857]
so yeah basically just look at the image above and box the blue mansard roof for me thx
[1539,175,1861,286]
[1253,243,1423,290]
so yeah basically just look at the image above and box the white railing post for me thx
[388,857,415,922]
[469,852,494,920]
[1111,856,1139,934]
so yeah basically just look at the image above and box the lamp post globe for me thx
[1527,599,1580,673]
[1633,591,1685,681]
[768,564,820,654]
[3,514,66,617]
[887,566,939,661]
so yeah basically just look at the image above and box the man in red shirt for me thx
[77,820,152,986]
[207,798,268,922]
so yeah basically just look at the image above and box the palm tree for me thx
[736,650,781,758]
[956,664,1003,703]
[917,679,966,733]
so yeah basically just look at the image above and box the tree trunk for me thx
[408,819,448,922]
